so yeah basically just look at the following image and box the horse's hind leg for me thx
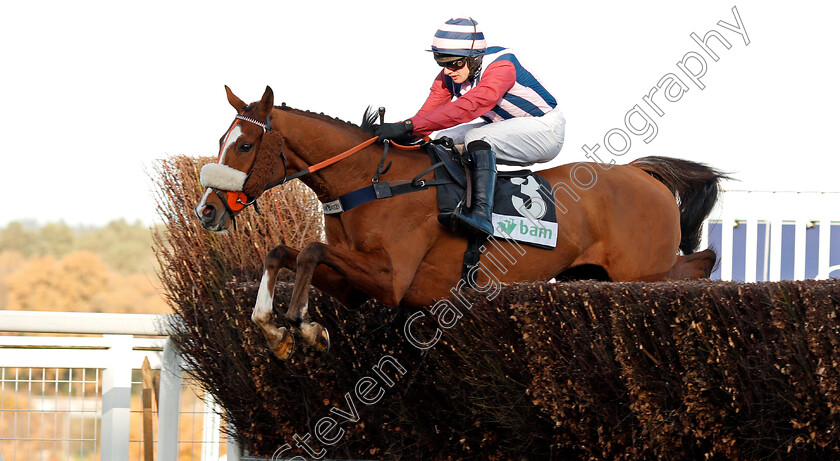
[665,249,717,280]
[624,249,717,282]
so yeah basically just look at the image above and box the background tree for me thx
[35,222,76,257]
[5,251,109,311]
[0,251,25,307]
[0,219,168,313]
[0,222,37,256]
[77,219,158,274]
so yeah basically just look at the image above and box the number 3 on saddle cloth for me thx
[431,143,559,250]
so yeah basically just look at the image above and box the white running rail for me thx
[701,190,840,282]
[0,311,240,461]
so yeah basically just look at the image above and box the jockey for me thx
[375,17,566,237]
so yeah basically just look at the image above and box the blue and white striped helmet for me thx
[429,17,487,57]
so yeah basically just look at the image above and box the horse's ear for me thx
[225,85,246,111]
[258,86,274,117]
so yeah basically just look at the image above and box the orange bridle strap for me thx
[289,136,425,176]
[306,137,379,173]
[390,139,426,150]
[263,135,430,191]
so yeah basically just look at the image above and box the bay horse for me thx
[194,86,725,360]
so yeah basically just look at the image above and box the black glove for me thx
[374,120,414,142]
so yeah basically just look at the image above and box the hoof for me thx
[269,327,295,360]
[314,323,331,353]
[302,322,331,353]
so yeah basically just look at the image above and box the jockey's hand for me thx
[374,120,414,142]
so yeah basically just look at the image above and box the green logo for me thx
[497,218,516,236]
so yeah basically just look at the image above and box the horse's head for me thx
[195,86,384,231]
[194,86,280,232]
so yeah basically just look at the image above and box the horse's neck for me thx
[273,109,403,201]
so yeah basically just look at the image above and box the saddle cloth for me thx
[428,144,559,249]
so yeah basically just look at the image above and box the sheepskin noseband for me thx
[200,163,249,191]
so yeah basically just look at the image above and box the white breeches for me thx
[432,107,566,166]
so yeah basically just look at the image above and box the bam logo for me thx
[518,221,553,239]
[492,214,558,248]
[510,176,547,220]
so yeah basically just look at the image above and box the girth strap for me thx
[462,234,488,287]
[322,178,452,215]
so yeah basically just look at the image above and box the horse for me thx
[194,86,726,360]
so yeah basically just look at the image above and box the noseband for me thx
[200,112,270,224]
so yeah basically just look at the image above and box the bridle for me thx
[202,111,389,214]
[206,112,271,217]
[201,106,427,226]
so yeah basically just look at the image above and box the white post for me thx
[227,438,242,461]
[745,218,759,282]
[818,217,832,280]
[101,334,133,461]
[762,220,771,282]
[769,218,784,281]
[158,338,183,460]
[794,218,807,280]
[720,216,735,281]
[201,393,221,461]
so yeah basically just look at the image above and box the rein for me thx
[262,137,424,191]
[264,136,378,189]
[262,135,447,217]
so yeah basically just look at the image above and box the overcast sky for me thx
[1,0,837,227]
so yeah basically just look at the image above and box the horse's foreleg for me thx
[285,243,332,354]
[287,242,396,353]
[253,246,297,359]
[263,245,370,306]
[255,245,371,360]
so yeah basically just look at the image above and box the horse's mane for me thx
[275,104,378,135]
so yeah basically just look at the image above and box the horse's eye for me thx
[238,143,253,152]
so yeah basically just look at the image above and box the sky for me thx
[1,0,838,227]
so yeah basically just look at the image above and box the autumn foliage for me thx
[0,219,168,313]
[153,155,840,460]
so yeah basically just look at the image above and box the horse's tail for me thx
[630,156,731,255]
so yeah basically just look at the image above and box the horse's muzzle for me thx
[194,190,230,233]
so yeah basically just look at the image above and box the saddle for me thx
[426,142,559,250]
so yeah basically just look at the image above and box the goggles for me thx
[434,55,468,71]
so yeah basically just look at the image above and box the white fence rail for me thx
[0,311,241,461]
[701,190,840,282]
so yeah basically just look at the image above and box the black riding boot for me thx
[452,141,496,236]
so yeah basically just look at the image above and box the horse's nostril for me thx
[195,204,216,224]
